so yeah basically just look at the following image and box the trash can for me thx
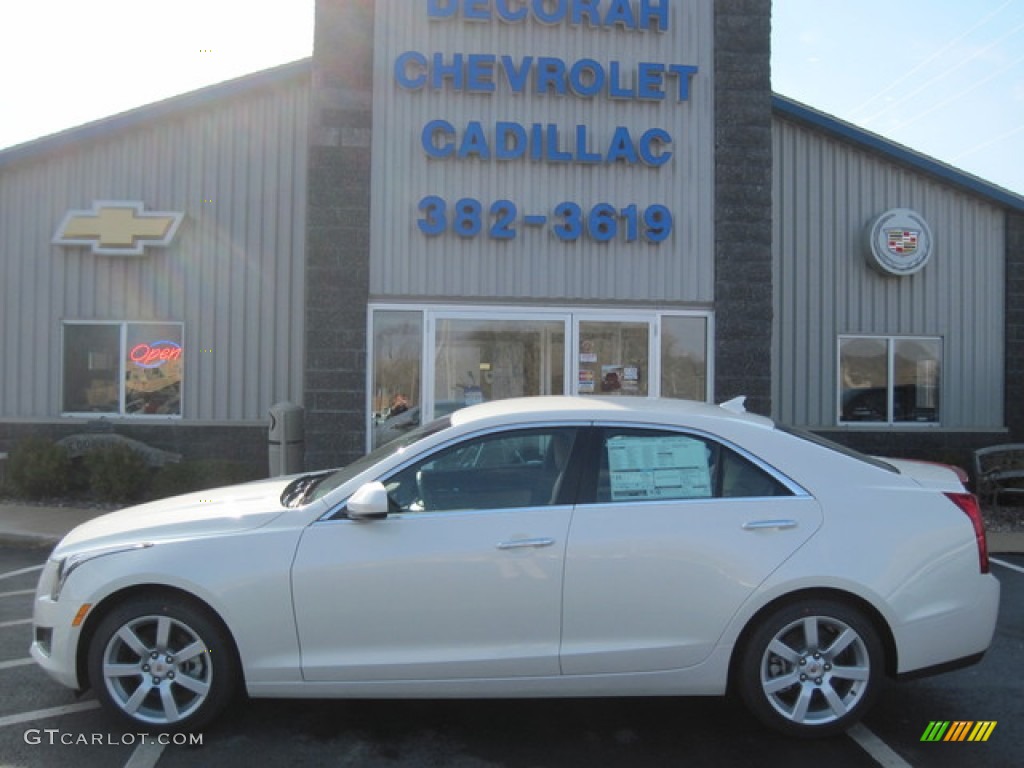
[268,402,304,477]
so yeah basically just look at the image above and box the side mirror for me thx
[346,481,390,520]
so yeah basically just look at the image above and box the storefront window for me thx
[577,321,649,396]
[63,322,183,417]
[661,316,708,400]
[125,323,183,416]
[63,325,120,414]
[368,306,713,450]
[371,311,424,448]
[894,338,941,423]
[434,317,565,409]
[839,336,941,424]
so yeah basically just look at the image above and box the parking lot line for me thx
[0,701,101,729]
[0,564,44,581]
[848,723,913,768]
[124,741,166,768]
[990,557,1024,575]
[0,618,31,628]
[0,588,36,598]
[0,657,35,670]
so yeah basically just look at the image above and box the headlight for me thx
[47,543,154,602]
[37,558,61,602]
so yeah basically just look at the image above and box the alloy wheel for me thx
[100,613,213,726]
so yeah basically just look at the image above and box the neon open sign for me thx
[130,340,182,369]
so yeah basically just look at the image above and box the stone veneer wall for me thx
[304,0,374,470]
[713,0,774,417]
[0,423,268,474]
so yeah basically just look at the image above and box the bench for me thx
[972,443,1024,505]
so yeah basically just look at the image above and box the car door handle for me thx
[497,538,556,550]
[742,519,798,531]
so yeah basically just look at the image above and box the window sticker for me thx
[607,435,712,500]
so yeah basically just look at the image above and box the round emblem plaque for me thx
[866,208,933,277]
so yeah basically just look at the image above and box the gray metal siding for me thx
[0,80,309,422]
[773,117,1005,429]
[370,0,716,303]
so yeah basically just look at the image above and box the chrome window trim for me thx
[589,420,812,500]
[318,420,592,522]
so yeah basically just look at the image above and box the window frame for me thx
[61,320,184,419]
[837,334,943,427]
[374,424,586,516]
[576,423,808,505]
[366,304,716,452]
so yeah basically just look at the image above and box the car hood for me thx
[883,458,968,491]
[54,476,300,556]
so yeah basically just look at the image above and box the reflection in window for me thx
[63,322,183,417]
[578,321,648,396]
[366,307,714,450]
[125,324,183,416]
[894,339,941,423]
[63,325,120,413]
[372,311,424,448]
[661,316,708,400]
[383,428,578,513]
[839,336,941,424]
[434,319,564,408]
[839,338,889,422]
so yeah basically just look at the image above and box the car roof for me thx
[447,396,776,431]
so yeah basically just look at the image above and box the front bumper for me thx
[30,594,85,690]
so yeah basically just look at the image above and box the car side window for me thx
[595,429,791,503]
[383,428,579,514]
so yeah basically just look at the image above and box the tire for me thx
[87,595,237,732]
[737,599,883,738]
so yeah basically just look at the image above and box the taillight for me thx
[944,492,989,574]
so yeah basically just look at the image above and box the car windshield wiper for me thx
[280,473,331,508]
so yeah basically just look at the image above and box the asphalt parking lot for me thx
[1,545,1021,767]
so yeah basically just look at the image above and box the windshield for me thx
[307,416,454,502]
[777,425,899,474]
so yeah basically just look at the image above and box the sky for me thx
[1,1,1021,197]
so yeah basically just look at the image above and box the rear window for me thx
[777,426,899,474]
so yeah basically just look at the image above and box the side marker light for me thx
[72,604,92,628]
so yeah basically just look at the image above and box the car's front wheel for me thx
[87,595,237,732]
[737,599,883,738]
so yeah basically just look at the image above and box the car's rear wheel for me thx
[87,595,237,732]
[738,599,883,738]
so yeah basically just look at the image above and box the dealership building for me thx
[1,0,1022,474]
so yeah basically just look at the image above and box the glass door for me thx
[574,317,653,397]
[430,315,566,419]
[370,306,713,449]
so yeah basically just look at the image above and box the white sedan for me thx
[31,397,999,737]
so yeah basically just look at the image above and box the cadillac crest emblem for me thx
[867,209,933,276]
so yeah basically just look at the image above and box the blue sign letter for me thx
[638,128,672,167]
[395,51,427,90]
[422,120,455,158]
[427,0,457,19]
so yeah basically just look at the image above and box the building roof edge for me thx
[0,58,313,171]
[772,93,1024,213]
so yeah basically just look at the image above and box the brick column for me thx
[304,0,374,469]
[714,0,774,416]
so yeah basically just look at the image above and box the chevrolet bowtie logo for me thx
[53,201,183,256]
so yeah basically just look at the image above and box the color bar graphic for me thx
[920,721,996,742]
